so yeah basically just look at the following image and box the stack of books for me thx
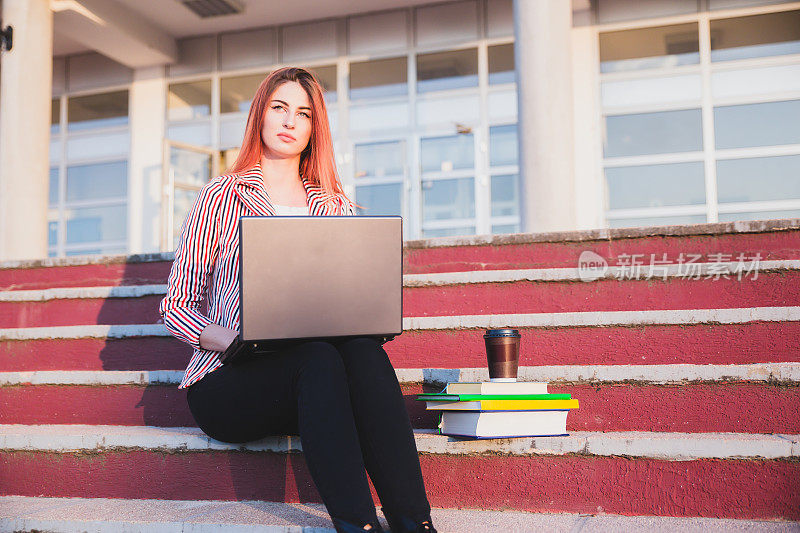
[417,381,578,438]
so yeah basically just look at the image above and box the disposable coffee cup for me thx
[484,328,520,382]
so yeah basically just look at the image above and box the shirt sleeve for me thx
[340,194,356,216]
[158,183,221,350]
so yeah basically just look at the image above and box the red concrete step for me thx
[0,383,431,429]
[551,382,800,433]
[0,258,171,291]
[0,295,164,328]
[0,336,191,372]
[3,320,800,372]
[387,322,800,368]
[404,223,800,274]
[403,272,799,317]
[2,222,798,291]
[3,271,799,328]
[2,381,798,434]
[0,384,194,427]
[3,446,797,520]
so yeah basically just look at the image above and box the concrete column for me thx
[572,21,605,231]
[0,0,53,261]
[128,65,167,254]
[513,0,576,233]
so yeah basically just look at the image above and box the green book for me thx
[416,393,571,402]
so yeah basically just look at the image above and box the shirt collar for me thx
[233,160,341,212]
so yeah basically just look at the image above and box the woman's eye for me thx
[299,111,311,118]
[271,105,284,111]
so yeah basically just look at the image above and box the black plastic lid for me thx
[484,328,520,337]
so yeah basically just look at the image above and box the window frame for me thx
[49,85,132,258]
[597,2,800,227]
[161,2,520,241]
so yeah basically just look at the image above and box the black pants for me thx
[186,337,431,527]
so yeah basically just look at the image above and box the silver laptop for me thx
[219,215,403,365]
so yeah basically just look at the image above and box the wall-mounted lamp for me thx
[0,24,13,52]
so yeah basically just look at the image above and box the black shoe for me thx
[331,516,386,533]
[381,509,437,533]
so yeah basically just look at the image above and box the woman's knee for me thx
[339,336,382,353]
[291,341,347,380]
[337,337,396,380]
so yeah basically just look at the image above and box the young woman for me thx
[158,67,436,533]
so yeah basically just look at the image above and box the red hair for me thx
[229,67,346,197]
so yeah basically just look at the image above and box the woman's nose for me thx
[283,112,294,128]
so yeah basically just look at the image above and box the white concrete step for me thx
[2,425,799,461]
[2,363,799,386]
[3,307,800,341]
[1,495,796,533]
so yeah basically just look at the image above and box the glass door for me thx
[161,140,220,251]
[352,139,409,236]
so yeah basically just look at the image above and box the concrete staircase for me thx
[2,219,799,530]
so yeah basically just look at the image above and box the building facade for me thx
[0,0,798,260]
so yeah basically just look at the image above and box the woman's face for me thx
[261,81,313,159]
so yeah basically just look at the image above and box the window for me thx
[489,124,518,167]
[422,178,475,221]
[417,48,478,93]
[604,109,703,157]
[220,73,265,114]
[167,80,213,147]
[608,215,706,228]
[355,183,403,216]
[491,174,519,217]
[489,43,515,85]
[67,91,128,131]
[355,141,404,178]
[48,167,59,206]
[600,7,800,228]
[489,125,520,234]
[710,10,800,62]
[422,226,477,238]
[50,88,130,257]
[168,81,212,121]
[51,99,60,134]
[420,134,474,172]
[605,163,706,209]
[64,162,128,249]
[599,23,700,73]
[420,134,475,236]
[163,9,521,241]
[717,155,800,203]
[354,141,405,217]
[48,218,58,248]
[65,205,127,244]
[171,146,213,248]
[714,100,800,149]
[311,64,337,102]
[350,57,408,99]
[66,161,127,202]
[718,209,800,222]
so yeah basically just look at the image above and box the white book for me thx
[439,410,568,438]
[444,382,548,395]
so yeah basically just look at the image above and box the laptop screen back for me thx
[239,216,403,343]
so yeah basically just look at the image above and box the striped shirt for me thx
[158,161,355,389]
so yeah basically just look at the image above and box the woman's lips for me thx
[277,132,296,142]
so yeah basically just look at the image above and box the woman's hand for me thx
[199,323,239,352]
